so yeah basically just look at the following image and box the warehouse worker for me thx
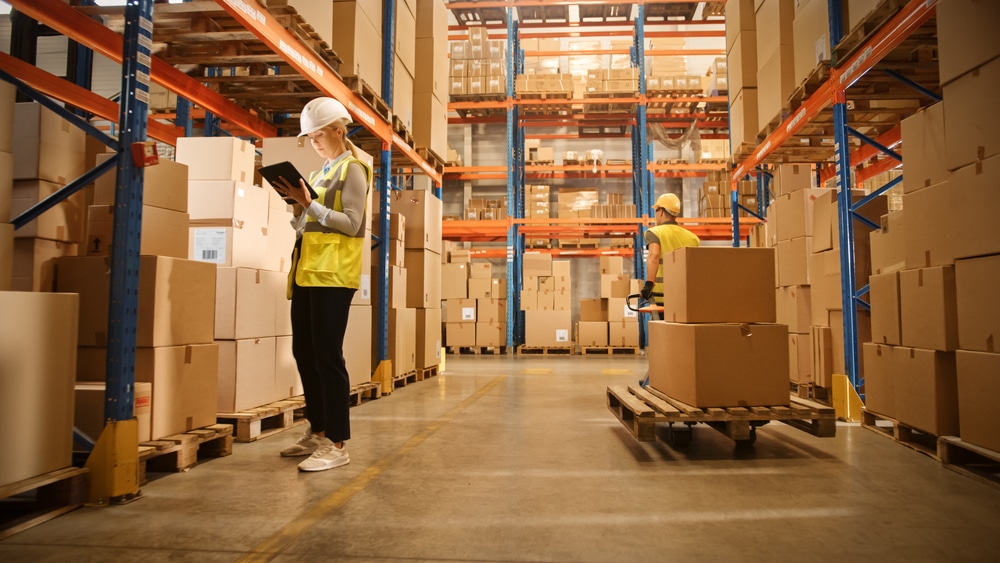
[640,192,700,309]
[272,97,371,472]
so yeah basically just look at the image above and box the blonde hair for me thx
[327,119,359,159]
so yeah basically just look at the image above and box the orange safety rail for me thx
[818,125,901,184]
[732,0,936,185]
[854,156,903,187]
[0,52,181,145]
[8,0,276,140]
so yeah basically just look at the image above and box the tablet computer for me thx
[258,161,318,204]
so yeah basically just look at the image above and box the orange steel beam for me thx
[0,52,181,145]
[527,49,724,56]
[447,0,712,8]
[7,0,276,139]
[818,124,901,184]
[855,156,903,186]
[732,0,936,184]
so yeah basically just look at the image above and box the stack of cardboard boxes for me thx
[521,37,561,76]
[865,0,1000,451]
[726,0,758,152]
[645,38,692,96]
[755,0,796,131]
[697,174,757,219]
[578,257,640,348]
[557,187,598,247]
[449,28,507,98]
[466,196,508,221]
[526,184,551,248]
[311,0,384,94]
[442,253,507,349]
[521,253,573,347]
[413,0,450,159]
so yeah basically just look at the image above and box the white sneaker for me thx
[297,438,350,472]
[280,428,323,457]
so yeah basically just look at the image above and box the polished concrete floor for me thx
[3,354,1000,562]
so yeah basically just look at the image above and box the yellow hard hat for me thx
[653,193,681,215]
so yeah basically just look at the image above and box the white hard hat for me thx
[298,97,350,137]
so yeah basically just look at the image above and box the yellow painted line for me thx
[602,369,635,375]
[236,374,507,563]
[519,368,553,375]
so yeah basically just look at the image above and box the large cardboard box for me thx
[74,382,152,445]
[55,255,216,348]
[445,298,477,323]
[729,88,759,151]
[416,308,442,368]
[775,285,811,334]
[274,336,302,398]
[894,347,959,437]
[413,92,449,158]
[870,210,905,275]
[847,0,880,30]
[944,58,1000,172]
[12,238,77,292]
[328,2,383,93]
[811,325,834,386]
[902,181,954,270]
[373,264,407,310]
[188,180,269,227]
[756,46,796,127]
[522,252,552,277]
[0,82,13,152]
[955,255,1000,353]
[475,322,506,348]
[660,247,776,323]
[12,103,85,184]
[774,163,813,196]
[862,342,896,418]
[524,310,572,346]
[11,179,86,243]
[468,277,491,301]
[609,321,640,347]
[870,271,902,346]
[900,266,958,352]
[809,250,843,323]
[137,344,219,439]
[345,305,373,386]
[218,338,278,413]
[86,204,189,259]
[726,0,757,52]
[777,236,812,287]
[900,103,947,193]
[0,222,11,290]
[94,155,189,212]
[263,207,296,273]
[773,188,831,242]
[392,190,442,252]
[404,249,442,308]
[394,1,416,75]
[792,0,833,87]
[956,350,1000,452]
[175,137,255,183]
[387,308,416,377]
[261,136,325,178]
[393,56,415,130]
[215,268,281,340]
[647,321,790,408]
[0,291,78,487]
[476,298,506,324]
[579,298,606,322]
[755,0,795,66]
[577,322,608,347]
[416,0,449,40]
[951,154,1000,261]
[606,297,639,324]
[189,225,267,270]
[937,0,1000,86]
[788,333,812,384]
[727,31,757,95]
[445,322,476,347]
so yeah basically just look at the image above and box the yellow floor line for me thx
[236,374,507,562]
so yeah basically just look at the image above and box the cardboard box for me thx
[773,188,831,242]
[445,321,476,347]
[894,347,959,436]
[188,180,269,227]
[811,325,834,387]
[900,103,947,192]
[330,2,384,94]
[12,103,85,184]
[11,238,77,292]
[218,338,278,413]
[600,274,629,299]
[470,262,491,279]
[394,2,416,75]
[393,57,415,130]
[647,321,790,408]
[93,155,189,212]
[775,285,811,334]
[522,252,552,277]
[189,225,267,270]
[175,137,255,183]
[274,335,300,398]
[524,310,572,346]
[476,298,506,325]
[262,136,325,184]
[862,342,896,418]
[385,308,416,377]
[445,298,477,323]
[74,381,152,445]
[727,31,757,95]
[404,249,441,308]
[937,0,1000,86]
[956,350,1000,452]
[412,92,449,158]
[491,278,507,300]
[607,297,639,324]
[792,0,833,87]
[0,151,11,224]
[609,321,640,347]
[660,247,776,323]
[951,154,1000,261]
[0,82,13,152]
[86,204,189,259]
[726,0,757,52]
[392,191,442,252]
[55,255,216,348]
[870,210,905,275]
[775,163,813,196]
[577,322,608,347]
[788,333,812,383]
[416,308,442,368]
[0,222,11,290]
[755,0,795,62]
[441,263,469,299]
[600,256,623,275]
[809,250,842,323]
[902,181,954,270]
[756,46,795,127]
[215,268,280,340]
[955,255,1000,353]
[870,271,902,346]
[729,88,759,151]
[900,266,958,352]
[579,298,606,322]
[11,179,86,243]
[345,305,373,387]
[416,0,449,40]
[263,207,296,274]
[475,322,505,348]
[944,58,1000,172]
[0,291,78,486]
[138,344,219,439]
[777,236,812,287]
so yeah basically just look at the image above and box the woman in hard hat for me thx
[272,97,372,472]
[640,192,700,309]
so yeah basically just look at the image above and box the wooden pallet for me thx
[732,142,756,161]
[447,346,509,355]
[607,385,836,445]
[526,160,555,166]
[656,158,689,165]
[832,0,902,67]
[391,115,414,148]
[340,75,391,123]
[861,409,941,460]
[417,365,440,381]
[604,159,632,165]
[788,62,832,111]
[789,381,830,403]
[517,345,575,356]
[581,346,641,355]
[757,111,790,143]
[938,436,1000,490]
[559,241,601,249]
[417,147,445,175]
[392,371,419,388]
[517,91,573,100]
[217,396,307,443]
[349,381,382,406]
[138,424,233,484]
[0,467,89,541]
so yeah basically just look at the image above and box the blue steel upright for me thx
[507,14,523,347]
[105,0,153,424]
[632,6,651,346]
[373,0,396,365]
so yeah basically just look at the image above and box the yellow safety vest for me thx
[647,223,700,305]
[288,156,371,295]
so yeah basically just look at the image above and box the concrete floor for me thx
[3,354,1000,562]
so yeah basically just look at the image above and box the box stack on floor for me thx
[865,0,1000,450]
[577,257,641,349]
[441,247,507,350]
[521,253,572,348]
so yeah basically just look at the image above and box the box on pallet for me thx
[659,247,776,323]
[862,342,896,418]
[900,266,958,352]
[445,321,476,347]
[215,268,284,340]
[956,350,1000,452]
[218,337,278,413]
[894,346,959,437]
[788,333,811,384]
[417,308,442,368]
[955,254,1000,353]
[524,310,572,346]
[11,238,77,292]
[951,154,1000,261]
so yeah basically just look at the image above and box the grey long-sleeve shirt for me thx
[290,151,368,238]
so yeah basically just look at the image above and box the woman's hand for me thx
[273,176,313,208]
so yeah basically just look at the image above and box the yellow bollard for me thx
[832,374,864,422]
[84,418,139,505]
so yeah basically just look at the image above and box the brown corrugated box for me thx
[12,238,77,292]
[900,266,958,352]
[956,350,1000,452]
[416,308,441,368]
[660,247,776,323]
[577,322,608,347]
[894,346,959,437]
[955,254,1000,353]
[86,204,189,259]
[870,271,902,346]
[862,342,896,418]
[524,310,572,346]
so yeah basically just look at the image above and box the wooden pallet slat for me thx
[517,345,575,356]
[392,371,419,388]
[217,396,307,443]
[0,467,89,541]
[938,437,1000,490]
[580,346,641,355]
[862,409,941,459]
[138,424,234,481]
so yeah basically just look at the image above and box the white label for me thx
[462,307,476,321]
[555,329,569,342]
[624,305,637,318]
[139,16,153,34]
[193,228,228,264]
[134,88,149,105]
[137,52,150,69]
[359,274,370,300]
[138,34,152,51]
[136,70,150,87]
[237,187,245,198]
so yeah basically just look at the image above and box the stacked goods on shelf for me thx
[392,0,417,130]
[646,247,789,407]
[645,37,692,97]
[526,184,551,248]
[521,37,560,76]
[466,196,508,221]
[577,256,640,348]
[373,211,413,376]
[569,40,602,101]
[525,139,555,164]
[0,84,10,291]
[392,189,442,372]
[585,68,640,97]
[791,0,842,88]
[469,262,507,348]
[867,0,1000,450]
[726,0,758,153]
[521,253,572,347]
[9,103,85,291]
[697,139,731,163]
[557,187,598,247]
[514,74,574,98]
[755,0,796,133]
[697,171,756,219]
[591,193,636,248]
[450,27,507,97]
[327,0,385,94]
[413,0,450,158]
[705,57,728,96]
[441,251,507,349]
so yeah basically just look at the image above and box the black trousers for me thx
[290,283,356,443]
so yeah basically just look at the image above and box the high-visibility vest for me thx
[288,156,372,294]
[647,223,700,305]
